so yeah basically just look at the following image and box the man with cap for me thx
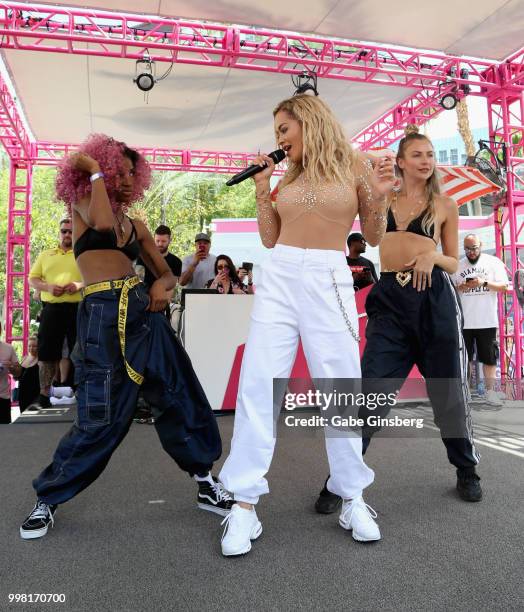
[346,232,378,291]
[180,233,217,289]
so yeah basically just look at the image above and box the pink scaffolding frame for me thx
[1,3,523,385]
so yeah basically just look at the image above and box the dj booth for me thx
[180,287,426,411]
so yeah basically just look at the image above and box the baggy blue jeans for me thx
[33,278,221,505]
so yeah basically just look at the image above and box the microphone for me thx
[226,149,286,186]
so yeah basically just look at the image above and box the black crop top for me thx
[386,208,437,244]
[73,219,140,260]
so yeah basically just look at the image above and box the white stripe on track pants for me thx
[219,244,375,504]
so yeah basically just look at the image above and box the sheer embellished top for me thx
[273,154,385,251]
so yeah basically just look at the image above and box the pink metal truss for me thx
[34,142,286,175]
[0,71,32,158]
[353,89,449,150]
[5,159,32,346]
[488,87,524,389]
[0,61,34,349]
[355,47,524,151]
[0,2,505,94]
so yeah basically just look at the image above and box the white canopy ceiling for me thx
[2,1,523,152]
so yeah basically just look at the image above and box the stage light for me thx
[135,72,155,92]
[439,92,458,110]
[134,55,155,92]
[291,71,319,96]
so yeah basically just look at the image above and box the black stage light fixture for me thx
[440,91,458,110]
[292,71,319,96]
[134,56,155,92]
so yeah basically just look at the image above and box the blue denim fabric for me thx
[33,280,221,505]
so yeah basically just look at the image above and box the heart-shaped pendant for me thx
[396,271,412,287]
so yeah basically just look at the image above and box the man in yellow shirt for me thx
[29,218,83,408]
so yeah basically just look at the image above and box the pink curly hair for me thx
[56,133,152,214]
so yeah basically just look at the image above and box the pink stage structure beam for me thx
[487,75,524,387]
[0,3,503,94]
[353,88,448,150]
[5,159,33,350]
[34,142,286,175]
[0,63,34,351]
[0,72,32,159]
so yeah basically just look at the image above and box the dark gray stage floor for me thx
[1,414,523,612]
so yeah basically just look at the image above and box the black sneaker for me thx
[315,477,342,514]
[197,477,234,517]
[38,394,52,409]
[20,501,57,539]
[456,470,483,502]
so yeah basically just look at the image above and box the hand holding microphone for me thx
[226,149,286,187]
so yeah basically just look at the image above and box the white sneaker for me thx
[339,496,381,542]
[51,386,74,399]
[485,389,503,406]
[50,396,76,406]
[221,504,263,556]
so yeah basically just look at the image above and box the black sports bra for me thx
[73,218,140,260]
[386,208,437,244]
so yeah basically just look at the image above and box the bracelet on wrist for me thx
[90,171,105,183]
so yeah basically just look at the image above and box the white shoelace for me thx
[212,480,233,503]
[29,502,54,527]
[340,498,377,525]
[220,508,237,541]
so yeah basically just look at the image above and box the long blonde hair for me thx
[396,124,441,235]
[273,95,356,188]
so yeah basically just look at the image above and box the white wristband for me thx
[90,171,105,183]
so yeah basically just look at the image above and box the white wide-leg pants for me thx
[219,244,374,504]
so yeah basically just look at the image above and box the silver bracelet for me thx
[89,171,105,183]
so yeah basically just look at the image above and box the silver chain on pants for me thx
[330,269,360,343]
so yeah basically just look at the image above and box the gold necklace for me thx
[391,191,426,226]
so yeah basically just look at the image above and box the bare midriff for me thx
[75,250,135,285]
[73,209,135,285]
[275,175,358,251]
[380,232,439,271]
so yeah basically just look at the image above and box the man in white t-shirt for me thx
[180,233,217,290]
[453,234,508,406]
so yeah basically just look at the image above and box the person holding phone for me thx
[453,234,508,406]
[218,94,395,556]
[205,255,253,294]
[180,233,217,289]
[237,262,255,292]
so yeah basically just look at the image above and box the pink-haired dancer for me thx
[20,135,231,540]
